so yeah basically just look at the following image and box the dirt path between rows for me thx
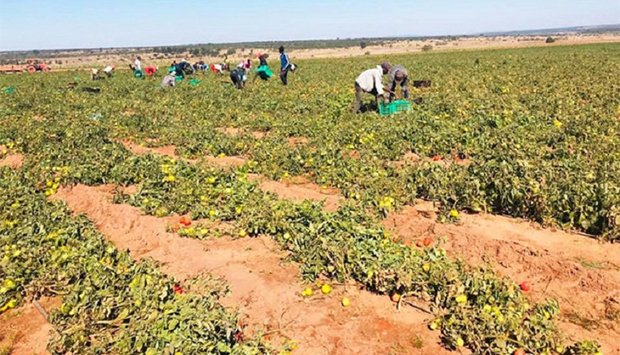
[0,153,24,169]
[52,184,447,355]
[0,297,60,355]
[383,202,620,354]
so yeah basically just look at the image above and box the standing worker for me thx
[279,46,291,85]
[387,65,409,101]
[353,62,391,113]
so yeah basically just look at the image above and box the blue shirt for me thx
[280,52,290,70]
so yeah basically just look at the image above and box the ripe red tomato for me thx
[173,284,184,294]
[514,348,526,355]
[179,216,192,226]
[519,282,531,292]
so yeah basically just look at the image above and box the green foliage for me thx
[0,43,614,354]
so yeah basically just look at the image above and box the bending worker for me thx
[387,65,409,101]
[230,67,247,89]
[353,62,391,113]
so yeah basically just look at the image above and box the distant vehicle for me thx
[0,59,51,74]
[25,59,51,73]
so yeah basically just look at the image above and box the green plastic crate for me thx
[379,100,411,116]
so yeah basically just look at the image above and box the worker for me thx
[353,62,391,113]
[193,61,207,72]
[237,58,252,72]
[134,56,142,72]
[210,63,225,74]
[144,65,157,76]
[173,60,194,78]
[90,68,100,80]
[255,53,272,81]
[161,73,176,88]
[387,65,409,101]
[103,65,115,78]
[279,46,291,85]
[230,67,247,89]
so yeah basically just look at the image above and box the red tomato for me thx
[173,284,184,294]
[519,282,531,292]
[179,216,192,227]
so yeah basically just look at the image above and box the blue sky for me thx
[1,0,618,51]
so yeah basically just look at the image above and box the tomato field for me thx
[1,43,619,354]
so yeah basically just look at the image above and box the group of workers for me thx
[90,47,410,114]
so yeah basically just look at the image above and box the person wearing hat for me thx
[279,46,291,85]
[387,65,409,101]
[353,62,391,113]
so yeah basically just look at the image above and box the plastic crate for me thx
[379,100,411,116]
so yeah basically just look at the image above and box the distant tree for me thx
[360,41,367,49]
[226,48,236,55]
[546,37,556,44]
[422,45,433,52]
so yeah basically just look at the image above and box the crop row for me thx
[0,116,602,353]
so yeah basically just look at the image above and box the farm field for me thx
[1,43,619,354]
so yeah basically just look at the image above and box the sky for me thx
[0,0,619,51]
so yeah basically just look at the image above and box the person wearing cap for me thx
[353,62,391,113]
[279,46,291,85]
[387,65,409,101]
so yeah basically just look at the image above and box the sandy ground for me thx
[383,203,620,354]
[3,33,618,72]
[0,297,61,355]
[51,184,445,355]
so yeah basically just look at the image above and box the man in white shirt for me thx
[353,62,391,113]
[103,65,115,78]
[134,56,142,72]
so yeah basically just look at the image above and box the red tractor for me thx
[25,59,50,73]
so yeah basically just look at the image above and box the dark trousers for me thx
[280,67,289,85]
[353,82,379,113]
[389,77,409,101]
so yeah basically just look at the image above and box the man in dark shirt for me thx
[279,46,291,85]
